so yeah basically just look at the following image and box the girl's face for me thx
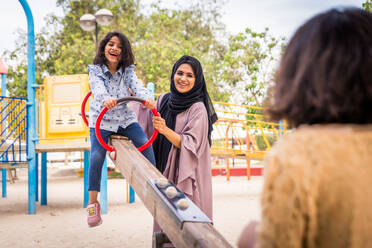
[104,36,122,68]
[173,63,195,93]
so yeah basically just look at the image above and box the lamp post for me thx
[79,8,114,48]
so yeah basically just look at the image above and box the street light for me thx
[79,8,114,48]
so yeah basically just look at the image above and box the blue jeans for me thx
[88,122,156,192]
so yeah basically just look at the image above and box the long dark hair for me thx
[267,8,372,127]
[93,31,135,71]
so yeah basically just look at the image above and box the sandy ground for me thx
[0,168,263,248]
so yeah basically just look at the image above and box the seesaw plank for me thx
[111,136,232,248]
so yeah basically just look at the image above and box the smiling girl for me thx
[86,31,156,227]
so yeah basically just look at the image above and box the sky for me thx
[0,0,365,60]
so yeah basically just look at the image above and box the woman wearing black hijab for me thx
[152,55,217,221]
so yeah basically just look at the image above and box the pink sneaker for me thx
[87,203,102,227]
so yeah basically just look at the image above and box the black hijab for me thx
[153,55,218,173]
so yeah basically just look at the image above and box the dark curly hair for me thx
[93,31,135,70]
[267,8,372,127]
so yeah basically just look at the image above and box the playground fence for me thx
[211,101,287,160]
[0,96,28,164]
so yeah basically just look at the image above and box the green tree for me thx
[133,2,228,100]
[363,0,372,11]
[221,27,284,106]
[3,26,57,96]
[2,0,229,101]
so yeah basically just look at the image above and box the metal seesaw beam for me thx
[110,135,232,248]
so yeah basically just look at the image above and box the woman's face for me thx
[173,63,195,93]
[104,36,122,68]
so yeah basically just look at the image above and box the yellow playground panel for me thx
[37,74,90,143]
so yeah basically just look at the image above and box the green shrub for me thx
[255,133,276,150]
[108,172,124,179]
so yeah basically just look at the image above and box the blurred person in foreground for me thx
[238,7,372,248]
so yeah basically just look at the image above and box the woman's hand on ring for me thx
[153,115,167,134]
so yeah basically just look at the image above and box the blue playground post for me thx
[83,151,89,207]
[147,82,155,100]
[129,185,135,203]
[19,0,38,214]
[1,74,6,95]
[279,120,284,137]
[1,169,5,198]
[100,158,108,214]
[35,153,38,201]
[41,153,47,205]
[1,73,7,198]
[83,150,107,213]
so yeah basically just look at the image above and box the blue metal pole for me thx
[279,120,284,137]
[35,153,38,201]
[100,157,108,214]
[1,74,6,197]
[41,152,47,205]
[83,150,89,207]
[147,82,155,100]
[1,74,6,96]
[1,167,6,198]
[129,186,135,203]
[19,0,37,214]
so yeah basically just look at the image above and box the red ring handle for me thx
[94,96,159,156]
[81,91,92,127]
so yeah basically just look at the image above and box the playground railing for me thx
[211,101,287,160]
[0,96,28,163]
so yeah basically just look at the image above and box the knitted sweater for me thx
[256,124,372,248]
